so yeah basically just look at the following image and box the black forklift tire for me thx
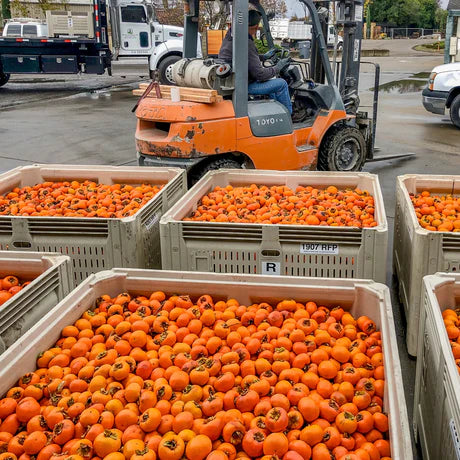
[449,94,460,129]
[158,55,181,85]
[0,72,10,87]
[188,157,242,186]
[318,126,366,172]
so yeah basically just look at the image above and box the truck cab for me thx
[422,62,460,129]
[2,19,48,38]
[109,0,200,83]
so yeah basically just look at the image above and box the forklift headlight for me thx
[428,72,437,91]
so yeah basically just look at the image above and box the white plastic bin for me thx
[160,170,388,282]
[414,273,460,460]
[0,251,72,354]
[0,164,186,285]
[0,269,412,459]
[393,174,460,356]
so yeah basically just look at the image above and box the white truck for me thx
[422,62,460,129]
[0,0,194,87]
[269,19,343,49]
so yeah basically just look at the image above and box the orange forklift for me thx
[135,0,383,183]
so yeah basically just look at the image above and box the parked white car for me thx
[422,62,460,128]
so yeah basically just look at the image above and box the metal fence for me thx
[388,27,441,39]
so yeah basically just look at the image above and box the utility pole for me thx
[365,0,371,38]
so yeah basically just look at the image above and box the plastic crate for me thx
[413,273,460,460]
[0,164,186,285]
[160,170,388,281]
[0,251,72,355]
[0,269,413,459]
[393,174,460,356]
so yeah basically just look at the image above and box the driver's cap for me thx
[248,10,262,26]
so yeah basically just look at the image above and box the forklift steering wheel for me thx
[262,48,278,62]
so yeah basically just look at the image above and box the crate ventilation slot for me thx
[182,224,263,241]
[283,253,356,278]
[443,235,460,251]
[166,177,184,201]
[279,228,362,244]
[141,199,162,227]
[29,219,109,236]
[0,220,13,234]
[211,250,258,274]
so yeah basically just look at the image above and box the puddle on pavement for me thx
[70,87,134,101]
[411,72,430,79]
[10,78,68,84]
[372,79,426,94]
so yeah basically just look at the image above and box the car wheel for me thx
[450,94,460,129]
[158,55,181,86]
[0,72,10,87]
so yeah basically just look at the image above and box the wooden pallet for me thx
[133,84,223,103]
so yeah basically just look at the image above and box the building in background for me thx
[445,0,460,62]
[9,0,92,20]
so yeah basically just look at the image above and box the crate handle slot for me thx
[13,241,32,248]
[261,250,281,257]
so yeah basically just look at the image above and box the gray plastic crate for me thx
[0,251,72,355]
[414,273,460,460]
[160,170,388,281]
[393,174,460,356]
[0,164,186,285]
[0,269,412,459]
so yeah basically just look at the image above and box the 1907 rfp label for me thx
[300,243,339,254]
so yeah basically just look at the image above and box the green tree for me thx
[419,0,438,28]
[435,7,448,30]
[370,0,442,27]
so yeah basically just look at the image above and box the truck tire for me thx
[0,72,10,87]
[188,157,242,186]
[318,126,366,171]
[450,94,460,129]
[158,55,181,85]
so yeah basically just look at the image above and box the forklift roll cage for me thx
[182,0,364,119]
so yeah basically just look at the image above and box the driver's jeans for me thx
[248,78,293,114]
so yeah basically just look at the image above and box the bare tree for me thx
[155,3,183,26]
[261,0,287,17]
[201,0,229,29]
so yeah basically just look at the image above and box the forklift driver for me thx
[218,10,292,114]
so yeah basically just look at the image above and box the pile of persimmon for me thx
[0,275,31,306]
[410,191,460,232]
[184,184,377,228]
[442,308,460,374]
[0,292,392,460]
[0,181,164,218]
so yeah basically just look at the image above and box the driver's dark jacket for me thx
[218,30,276,83]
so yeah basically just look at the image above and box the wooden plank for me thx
[132,89,223,104]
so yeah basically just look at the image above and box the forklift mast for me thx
[336,0,364,114]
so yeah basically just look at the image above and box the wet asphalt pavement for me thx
[0,39,459,459]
